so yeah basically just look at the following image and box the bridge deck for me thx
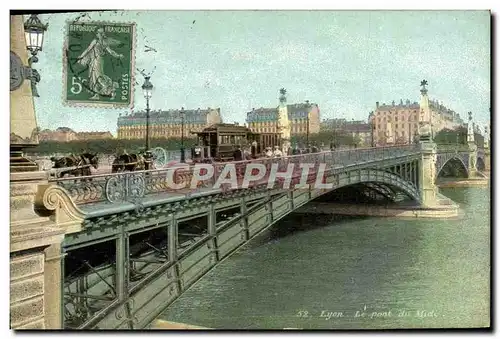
[76,159,417,218]
[80,186,223,218]
[55,145,483,219]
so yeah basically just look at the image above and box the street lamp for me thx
[305,101,310,147]
[180,107,186,163]
[24,14,47,56]
[23,14,48,97]
[141,76,153,156]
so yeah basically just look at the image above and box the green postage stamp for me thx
[63,21,136,108]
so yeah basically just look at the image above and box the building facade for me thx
[76,131,113,140]
[38,127,77,142]
[117,108,222,139]
[246,102,320,135]
[371,99,465,146]
[342,122,373,147]
[320,119,372,147]
[38,128,113,142]
[320,118,365,131]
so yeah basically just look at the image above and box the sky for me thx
[32,10,491,135]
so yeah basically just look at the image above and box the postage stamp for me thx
[63,21,136,108]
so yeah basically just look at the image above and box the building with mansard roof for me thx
[370,98,465,146]
[246,102,320,135]
[117,107,222,139]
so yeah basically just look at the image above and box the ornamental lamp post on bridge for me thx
[142,75,153,169]
[277,88,291,154]
[180,107,186,163]
[467,111,475,144]
[23,14,48,97]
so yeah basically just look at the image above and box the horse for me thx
[111,152,152,173]
[51,152,99,178]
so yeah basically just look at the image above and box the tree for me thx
[27,137,198,156]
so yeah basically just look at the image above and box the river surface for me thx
[158,186,490,329]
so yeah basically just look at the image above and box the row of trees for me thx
[27,137,199,155]
[433,126,485,148]
[28,132,359,156]
[291,131,358,147]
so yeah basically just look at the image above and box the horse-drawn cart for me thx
[111,147,168,173]
[49,153,99,178]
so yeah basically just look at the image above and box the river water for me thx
[158,186,490,329]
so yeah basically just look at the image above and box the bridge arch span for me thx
[244,169,421,234]
[317,168,421,202]
[436,156,469,178]
[315,181,415,205]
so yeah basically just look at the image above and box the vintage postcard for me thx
[8,9,491,331]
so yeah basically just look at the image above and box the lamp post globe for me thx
[142,76,153,99]
[22,14,48,97]
[24,14,48,61]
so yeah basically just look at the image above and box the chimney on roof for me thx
[376,101,379,108]
[392,100,395,106]
[400,99,403,105]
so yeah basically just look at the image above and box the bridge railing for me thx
[49,144,420,205]
[436,143,471,152]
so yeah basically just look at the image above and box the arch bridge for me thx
[33,142,487,329]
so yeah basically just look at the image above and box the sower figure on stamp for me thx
[77,28,124,100]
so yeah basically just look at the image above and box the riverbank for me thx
[437,176,489,188]
[296,194,460,219]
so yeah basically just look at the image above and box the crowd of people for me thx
[232,141,330,161]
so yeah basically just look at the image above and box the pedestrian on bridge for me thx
[273,145,283,157]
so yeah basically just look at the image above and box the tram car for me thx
[190,123,282,162]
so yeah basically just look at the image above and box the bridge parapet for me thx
[49,145,420,206]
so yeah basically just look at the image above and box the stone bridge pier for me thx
[416,81,488,207]
[10,15,84,329]
[419,141,438,207]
